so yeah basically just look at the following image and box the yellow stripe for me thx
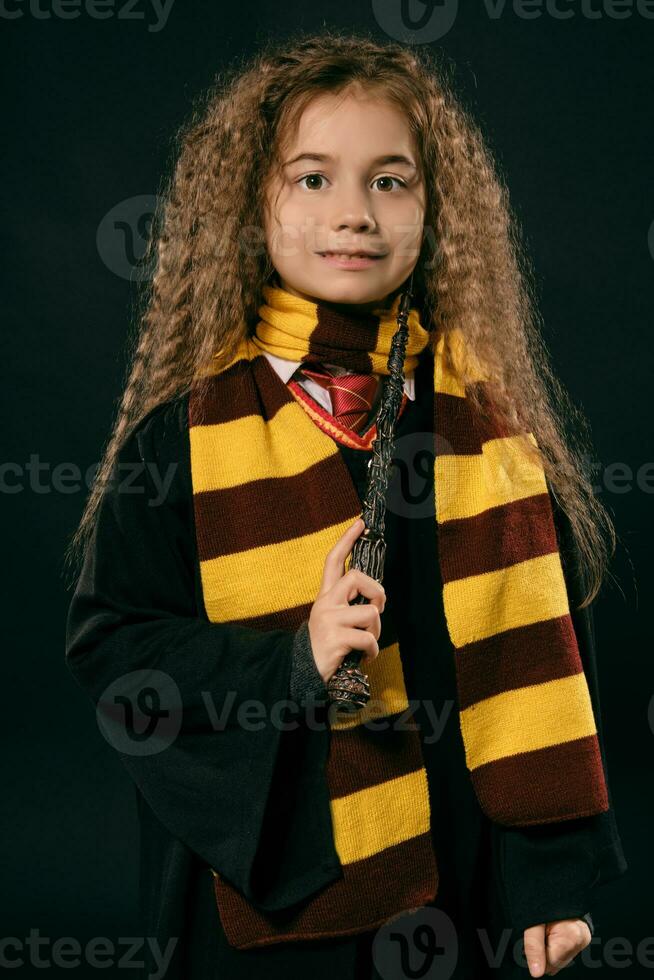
[200,519,355,622]
[460,672,598,769]
[251,323,317,362]
[331,768,431,865]
[189,402,338,494]
[331,641,410,731]
[434,335,465,397]
[193,337,251,380]
[434,327,490,397]
[443,552,570,648]
[434,433,548,523]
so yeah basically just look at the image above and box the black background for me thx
[3,1,652,976]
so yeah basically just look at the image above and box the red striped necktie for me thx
[300,363,380,434]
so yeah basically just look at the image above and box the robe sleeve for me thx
[64,396,341,914]
[491,486,628,933]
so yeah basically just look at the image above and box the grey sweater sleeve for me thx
[290,620,328,703]
[582,912,594,937]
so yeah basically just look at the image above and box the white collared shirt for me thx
[262,351,415,415]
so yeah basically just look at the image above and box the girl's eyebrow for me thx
[283,152,417,171]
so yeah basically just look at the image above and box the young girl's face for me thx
[263,88,426,311]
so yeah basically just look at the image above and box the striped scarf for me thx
[188,283,609,950]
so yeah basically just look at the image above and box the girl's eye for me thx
[295,173,407,192]
[372,175,407,192]
[297,173,328,191]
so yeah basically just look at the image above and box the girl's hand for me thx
[524,918,593,976]
[308,517,386,686]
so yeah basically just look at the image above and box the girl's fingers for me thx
[338,603,382,637]
[318,518,364,596]
[333,569,385,609]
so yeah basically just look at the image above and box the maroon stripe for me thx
[327,711,426,799]
[437,493,559,583]
[470,734,609,825]
[307,305,379,373]
[189,354,294,427]
[212,830,439,950]
[434,381,521,456]
[226,600,313,633]
[454,614,583,709]
[193,453,361,562]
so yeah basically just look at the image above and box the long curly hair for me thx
[64,28,617,607]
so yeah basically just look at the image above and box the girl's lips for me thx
[318,252,386,270]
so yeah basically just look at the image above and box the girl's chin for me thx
[286,276,397,306]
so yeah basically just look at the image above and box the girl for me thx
[64,31,627,980]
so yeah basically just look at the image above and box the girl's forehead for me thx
[294,90,409,130]
[280,93,416,159]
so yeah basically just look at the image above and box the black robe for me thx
[65,350,627,979]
